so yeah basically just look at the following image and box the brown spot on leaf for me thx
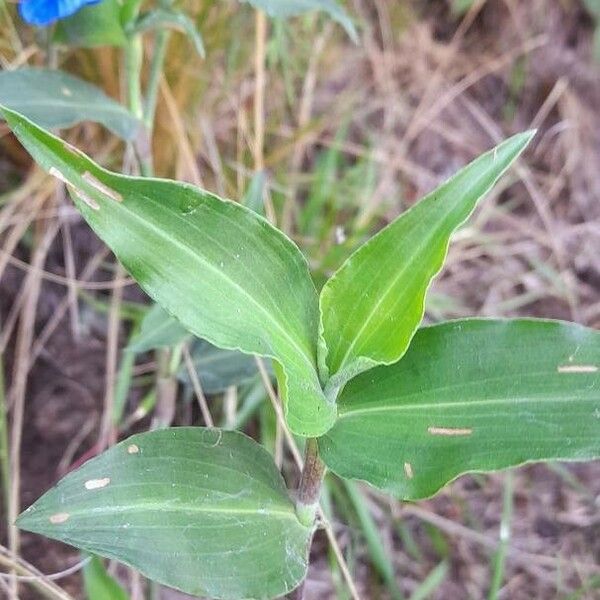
[72,190,100,211]
[82,171,123,203]
[49,167,70,186]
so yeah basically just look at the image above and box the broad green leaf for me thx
[54,0,127,47]
[130,9,206,57]
[128,304,190,353]
[319,319,600,499]
[178,339,270,394]
[318,132,535,394]
[0,107,334,437]
[0,69,141,141]
[242,0,358,42]
[17,428,311,599]
[83,556,129,600]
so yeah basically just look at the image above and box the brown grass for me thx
[1,1,599,598]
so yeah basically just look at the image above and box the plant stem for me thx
[143,29,170,134]
[125,36,144,121]
[253,9,267,171]
[296,438,326,527]
[143,0,174,133]
[125,30,153,176]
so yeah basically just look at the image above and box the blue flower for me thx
[20,0,103,26]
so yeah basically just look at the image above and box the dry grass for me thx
[1,0,599,598]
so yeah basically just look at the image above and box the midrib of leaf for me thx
[337,393,592,420]
[329,164,505,378]
[13,99,130,117]
[84,536,292,565]
[197,196,315,344]
[29,503,297,521]
[90,184,317,375]
[332,223,438,372]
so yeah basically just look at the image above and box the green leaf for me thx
[18,428,310,599]
[54,0,127,47]
[583,0,600,17]
[318,132,535,394]
[83,556,129,600]
[243,170,268,216]
[409,561,448,600]
[178,339,270,394]
[0,107,334,437]
[451,0,478,16]
[242,0,358,42]
[319,319,600,499]
[128,304,190,353]
[130,9,205,58]
[0,69,141,141]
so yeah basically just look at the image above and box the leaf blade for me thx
[17,428,311,599]
[1,106,334,436]
[318,132,535,391]
[0,69,140,140]
[319,319,600,499]
[178,339,267,394]
[83,556,129,600]
[131,9,205,58]
[53,0,127,47]
[128,304,190,353]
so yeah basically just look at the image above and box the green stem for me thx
[125,30,153,176]
[296,438,326,527]
[121,0,144,31]
[125,35,144,121]
[143,29,170,134]
[143,0,175,135]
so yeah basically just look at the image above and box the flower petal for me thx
[20,0,102,26]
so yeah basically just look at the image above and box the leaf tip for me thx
[14,506,38,532]
[516,128,537,149]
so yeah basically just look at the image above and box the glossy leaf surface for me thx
[18,428,311,599]
[242,0,357,41]
[318,132,534,392]
[319,319,600,499]
[1,107,334,436]
[0,69,140,140]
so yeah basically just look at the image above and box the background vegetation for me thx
[0,1,599,598]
